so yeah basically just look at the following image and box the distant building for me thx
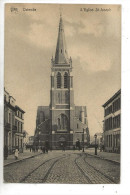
[4,88,25,154]
[102,89,121,153]
[23,130,29,148]
[28,136,34,146]
[34,15,90,149]
[90,133,103,148]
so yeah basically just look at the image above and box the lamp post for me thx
[82,128,85,152]
[94,134,97,155]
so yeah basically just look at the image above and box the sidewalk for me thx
[4,150,42,166]
[85,148,120,163]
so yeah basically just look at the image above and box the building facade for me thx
[4,88,25,154]
[102,89,121,153]
[28,136,34,146]
[34,15,90,149]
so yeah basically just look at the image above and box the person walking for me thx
[63,143,65,152]
[45,140,49,153]
[76,139,80,151]
[14,148,19,160]
[42,146,45,153]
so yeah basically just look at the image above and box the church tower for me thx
[34,13,90,149]
[50,15,74,149]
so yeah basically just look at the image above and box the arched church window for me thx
[64,72,68,88]
[57,72,61,88]
[57,114,68,130]
[57,118,61,130]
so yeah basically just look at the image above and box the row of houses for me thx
[4,88,26,154]
[102,89,121,153]
[89,89,121,154]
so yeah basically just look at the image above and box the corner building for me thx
[35,15,90,149]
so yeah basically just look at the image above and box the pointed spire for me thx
[55,14,69,64]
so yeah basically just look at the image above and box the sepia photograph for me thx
[3,3,121,185]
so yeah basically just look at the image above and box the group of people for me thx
[4,139,82,161]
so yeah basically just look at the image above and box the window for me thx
[64,72,68,88]
[77,124,79,129]
[57,114,68,130]
[58,118,61,130]
[113,98,121,113]
[21,123,23,132]
[17,121,19,132]
[57,72,61,88]
[9,113,11,123]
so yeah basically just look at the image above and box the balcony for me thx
[5,123,11,132]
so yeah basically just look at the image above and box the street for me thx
[4,150,120,184]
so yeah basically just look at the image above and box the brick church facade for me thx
[34,15,90,149]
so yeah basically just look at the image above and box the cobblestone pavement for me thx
[45,153,90,184]
[4,151,63,183]
[4,151,120,184]
[84,154,120,183]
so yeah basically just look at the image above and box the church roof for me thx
[55,14,69,64]
[75,106,87,118]
[37,106,50,119]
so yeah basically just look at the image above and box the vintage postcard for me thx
[3,3,121,185]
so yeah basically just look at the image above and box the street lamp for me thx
[94,134,97,155]
[82,128,85,152]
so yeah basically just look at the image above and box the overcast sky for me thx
[4,4,121,137]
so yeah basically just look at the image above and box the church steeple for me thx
[55,14,69,64]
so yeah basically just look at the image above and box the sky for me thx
[4,4,121,137]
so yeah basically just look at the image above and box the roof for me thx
[23,130,29,135]
[15,105,25,113]
[75,106,87,118]
[37,106,50,119]
[54,15,69,64]
[102,89,121,107]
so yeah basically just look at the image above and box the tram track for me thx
[75,154,115,184]
[4,151,119,184]
[20,154,68,183]
[74,155,92,184]
[84,155,116,183]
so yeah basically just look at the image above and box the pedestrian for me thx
[45,140,49,153]
[61,143,63,151]
[42,146,45,153]
[76,139,80,151]
[4,145,8,160]
[63,143,65,152]
[14,148,19,160]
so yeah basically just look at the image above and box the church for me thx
[34,15,90,149]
